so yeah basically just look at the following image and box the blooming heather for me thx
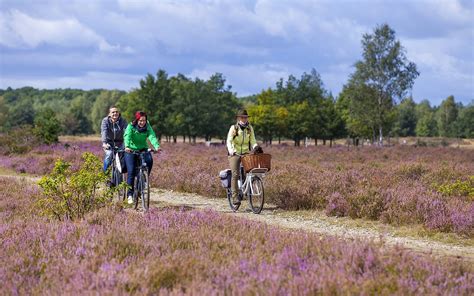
[1,141,473,235]
[1,177,473,295]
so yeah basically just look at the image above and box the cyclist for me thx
[226,109,262,206]
[101,106,127,172]
[124,111,161,204]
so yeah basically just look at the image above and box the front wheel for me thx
[113,170,126,202]
[249,176,264,214]
[140,169,150,211]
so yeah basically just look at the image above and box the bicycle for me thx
[108,146,126,202]
[225,164,267,214]
[130,149,153,211]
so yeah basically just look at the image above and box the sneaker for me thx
[127,195,134,204]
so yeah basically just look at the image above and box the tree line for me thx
[0,24,472,146]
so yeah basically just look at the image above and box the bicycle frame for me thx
[239,166,267,196]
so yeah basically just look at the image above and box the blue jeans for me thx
[124,151,153,197]
[103,149,114,172]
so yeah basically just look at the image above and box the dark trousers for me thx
[124,151,153,196]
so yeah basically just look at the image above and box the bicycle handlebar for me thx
[128,148,156,155]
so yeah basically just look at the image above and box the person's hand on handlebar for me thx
[102,143,111,150]
[149,147,162,154]
[253,145,264,154]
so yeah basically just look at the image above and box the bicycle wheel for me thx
[140,169,150,211]
[133,176,140,210]
[249,176,264,214]
[113,169,126,201]
[227,188,241,212]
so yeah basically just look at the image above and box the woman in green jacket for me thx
[226,109,262,206]
[124,111,161,204]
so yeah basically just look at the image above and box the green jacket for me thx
[124,122,160,151]
[226,123,257,155]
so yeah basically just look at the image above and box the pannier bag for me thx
[115,152,127,173]
[219,169,231,188]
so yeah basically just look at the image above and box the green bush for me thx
[33,107,61,144]
[37,152,112,220]
[435,176,474,200]
[0,126,40,155]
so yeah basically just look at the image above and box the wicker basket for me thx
[241,153,271,173]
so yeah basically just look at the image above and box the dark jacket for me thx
[101,116,128,145]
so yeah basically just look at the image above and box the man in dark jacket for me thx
[101,106,127,172]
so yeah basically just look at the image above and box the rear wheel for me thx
[227,188,241,212]
[249,176,264,214]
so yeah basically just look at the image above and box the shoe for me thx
[233,200,241,206]
[127,195,134,204]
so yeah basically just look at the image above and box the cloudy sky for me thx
[0,0,473,106]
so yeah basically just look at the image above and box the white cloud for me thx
[416,0,473,24]
[0,9,133,53]
[188,63,302,96]
[0,0,472,104]
[0,71,143,91]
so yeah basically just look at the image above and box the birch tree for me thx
[351,24,419,145]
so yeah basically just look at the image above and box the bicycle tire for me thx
[133,175,140,210]
[249,176,264,214]
[141,169,150,211]
[113,169,126,201]
[227,188,241,212]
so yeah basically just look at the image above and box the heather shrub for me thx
[396,162,427,180]
[347,187,385,220]
[380,185,427,226]
[325,192,349,217]
[435,176,474,200]
[37,152,112,220]
[0,126,40,155]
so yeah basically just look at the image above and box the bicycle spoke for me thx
[249,176,264,214]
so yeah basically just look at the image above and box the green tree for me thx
[248,89,278,145]
[7,97,35,128]
[319,96,345,146]
[456,103,474,138]
[136,70,173,139]
[415,100,437,137]
[34,107,62,144]
[394,97,417,136]
[350,23,419,145]
[436,95,459,137]
[287,101,313,146]
[0,96,8,131]
[60,95,93,135]
[339,82,378,142]
[117,90,142,122]
[275,106,289,144]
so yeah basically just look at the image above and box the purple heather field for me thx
[0,177,473,294]
[1,140,473,236]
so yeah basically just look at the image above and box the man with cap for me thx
[226,109,262,206]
